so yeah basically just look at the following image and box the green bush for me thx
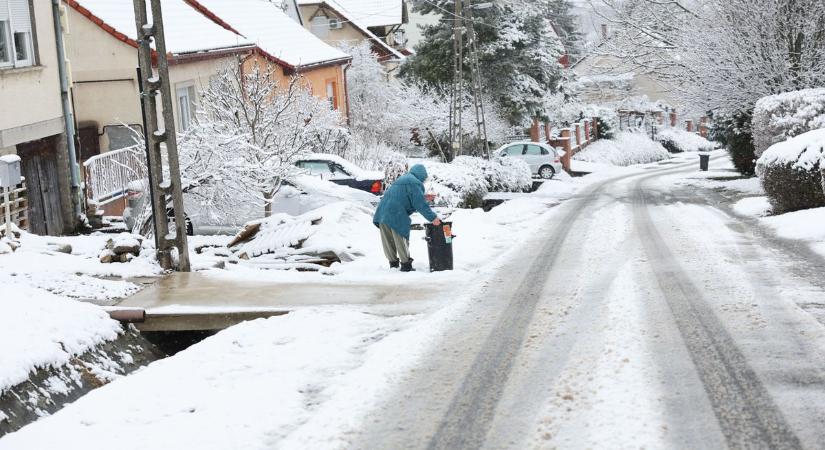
[718,113,756,175]
[758,162,825,214]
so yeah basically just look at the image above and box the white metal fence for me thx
[83,146,147,206]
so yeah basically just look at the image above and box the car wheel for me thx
[539,165,556,180]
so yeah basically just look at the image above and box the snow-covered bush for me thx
[422,161,489,209]
[573,132,669,166]
[452,156,532,193]
[753,89,825,157]
[756,129,825,214]
[656,128,715,153]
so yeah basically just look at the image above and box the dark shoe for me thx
[400,260,415,272]
[389,260,400,269]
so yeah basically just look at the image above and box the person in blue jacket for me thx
[373,164,441,272]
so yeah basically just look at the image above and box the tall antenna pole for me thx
[465,0,490,159]
[449,0,464,160]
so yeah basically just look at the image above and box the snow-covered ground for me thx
[573,132,670,166]
[0,173,594,449]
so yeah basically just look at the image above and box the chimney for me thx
[601,24,608,41]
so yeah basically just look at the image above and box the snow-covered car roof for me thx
[192,0,351,68]
[298,153,384,181]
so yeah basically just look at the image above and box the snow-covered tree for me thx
[402,0,567,125]
[591,0,825,117]
[178,62,347,220]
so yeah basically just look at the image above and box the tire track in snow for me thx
[633,174,803,450]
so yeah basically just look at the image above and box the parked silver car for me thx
[495,141,565,179]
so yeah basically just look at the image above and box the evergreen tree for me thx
[401,0,567,126]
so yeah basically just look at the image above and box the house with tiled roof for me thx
[63,0,353,215]
[296,0,407,68]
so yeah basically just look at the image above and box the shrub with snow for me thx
[422,161,489,209]
[753,88,825,157]
[656,128,715,153]
[756,129,825,214]
[452,156,532,193]
[573,132,670,166]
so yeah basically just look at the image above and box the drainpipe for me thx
[52,0,82,223]
[343,61,352,126]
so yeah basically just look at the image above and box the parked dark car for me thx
[295,154,384,195]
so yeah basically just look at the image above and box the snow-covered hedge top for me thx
[574,132,669,166]
[452,156,532,193]
[756,128,825,171]
[753,88,825,157]
[656,128,715,152]
[422,161,488,208]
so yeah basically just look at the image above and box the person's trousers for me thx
[379,223,410,263]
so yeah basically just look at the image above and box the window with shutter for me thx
[0,0,34,68]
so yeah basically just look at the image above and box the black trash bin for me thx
[699,153,710,171]
[424,222,454,272]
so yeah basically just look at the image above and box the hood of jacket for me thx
[409,164,428,182]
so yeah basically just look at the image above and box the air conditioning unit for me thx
[328,18,343,30]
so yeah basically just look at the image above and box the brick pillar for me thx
[655,111,664,125]
[544,122,552,142]
[530,117,540,142]
[686,120,694,132]
[583,120,591,144]
[699,116,709,138]
[560,128,572,171]
[593,118,600,139]
[670,112,677,127]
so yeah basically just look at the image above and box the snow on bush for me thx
[573,132,670,166]
[452,156,532,193]
[422,161,489,209]
[753,88,825,157]
[756,128,825,214]
[656,128,715,153]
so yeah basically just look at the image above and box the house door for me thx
[16,136,65,235]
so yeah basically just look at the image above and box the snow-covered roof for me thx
[191,0,350,68]
[301,0,404,28]
[298,0,405,60]
[69,0,252,55]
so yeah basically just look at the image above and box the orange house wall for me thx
[241,54,349,120]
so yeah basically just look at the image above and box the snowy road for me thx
[352,158,825,449]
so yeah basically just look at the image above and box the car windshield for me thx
[298,161,333,176]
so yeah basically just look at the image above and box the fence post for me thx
[574,123,582,147]
[670,112,677,127]
[686,119,694,132]
[561,128,573,171]
[583,120,591,145]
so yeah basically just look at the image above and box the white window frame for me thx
[0,0,35,69]
[175,83,197,132]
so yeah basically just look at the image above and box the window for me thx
[176,84,197,132]
[325,81,338,110]
[505,145,524,156]
[0,0,35,69]
[297,161,334,176]
[525,144,543,156]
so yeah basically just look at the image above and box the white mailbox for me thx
[0,155,22,188]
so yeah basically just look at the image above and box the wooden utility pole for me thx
[133,0,191,271]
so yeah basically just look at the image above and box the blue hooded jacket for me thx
[373,164,438,239]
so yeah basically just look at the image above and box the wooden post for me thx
[560,128,573,171]
[574,123,582,147]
